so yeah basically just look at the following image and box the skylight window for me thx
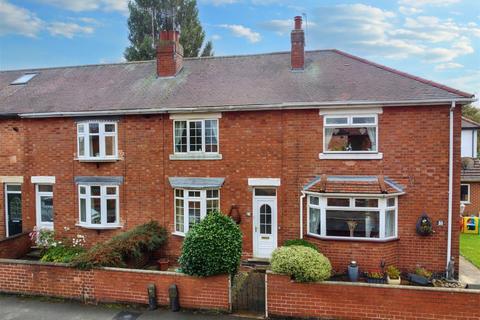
[11,73,37,85]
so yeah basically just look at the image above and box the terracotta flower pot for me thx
[158,258,169,271]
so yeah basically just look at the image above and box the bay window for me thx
[323,115,377,153]
[308,195,397,240]
[77,121,118,160]
[78,185,119,228]
[174,189,220,234]
[174,119,218,154]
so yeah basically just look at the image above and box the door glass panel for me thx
[260,204,272,234]
[188,201,201,228]
[6,185,21,192]
[38,185,53,192]
[7,192,22,236]
[40,196,53,222]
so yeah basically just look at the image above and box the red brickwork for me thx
[0,104,462,275]
[0,260,230,310]
[0,233,31,259]
[267,273,480,320]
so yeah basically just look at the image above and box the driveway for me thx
[0,295,256,320]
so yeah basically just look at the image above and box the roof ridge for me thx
[331,49,474,99]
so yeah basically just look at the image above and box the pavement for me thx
[459,255,480,285]
[0,295,256,320]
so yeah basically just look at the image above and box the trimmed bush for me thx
[271,245,332,282]
[73,221,167,269]
[283,239,319,252]
[41,244,85,263]
[179,211,242,277]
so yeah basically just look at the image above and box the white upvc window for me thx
[78,185,120,229]
[323,114,378,153]
[173,119,219,154]
[174,189,220,235]
[307,195,398,241]
[77,121,118,160]
[461,184,470,204]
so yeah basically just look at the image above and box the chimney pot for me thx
[291,16,305,71]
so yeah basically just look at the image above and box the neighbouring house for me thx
[0,17,475,274]
[461,116,480,215]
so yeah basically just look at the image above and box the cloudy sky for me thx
[0,0,479,101]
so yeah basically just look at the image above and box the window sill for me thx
[75,157,121,163]
[306,233,398,243]
[171,231,186,237]
[76,223,123,230]
[169,153,223,161]
[461,202,471,205]
[319,152,383,160]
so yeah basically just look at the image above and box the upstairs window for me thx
[78,185,119,228]
[324,115,377,153]
[174,119,218,154]
[77,121,118,160]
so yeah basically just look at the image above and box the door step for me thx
[24,248,42,260]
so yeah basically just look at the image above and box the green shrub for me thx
[41,244,85,263]
[179,211,242,277]
[386,265,401,279]
[283,239,319,252]
[271,246,332,282]
[73,221,167,270]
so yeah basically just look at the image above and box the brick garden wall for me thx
[0,105,462,275]
[0,233,31,259]
[0,259,230,311]
[267,273,480,320]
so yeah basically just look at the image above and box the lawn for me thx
[460,233,480,268]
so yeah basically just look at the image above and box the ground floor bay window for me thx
[174,189,220,235]
[78,185,120,229]
[308,195,398,240]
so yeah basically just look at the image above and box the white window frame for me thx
[307,194,398,241]
[173,189,220,236]
[172,119,220,155]
[323,114,378,153]
[77,185,120,229]
[461,184,471,204]
[77,121,118,161]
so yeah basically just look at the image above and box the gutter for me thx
[17,98,476,118]
[447,101,455,276]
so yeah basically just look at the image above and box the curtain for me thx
[324,128,335,151]
[174,121,186,152]
[309,208,321,235]
[367,127,376,151]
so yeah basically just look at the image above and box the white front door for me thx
[253,188,277,258]
[35,184,54,230]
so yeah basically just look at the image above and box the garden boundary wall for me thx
[0,233,31,259]
[266,272,480,320]
[0,259,230,311]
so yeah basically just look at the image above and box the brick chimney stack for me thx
[156,30,184,77]
[291,16,305,71]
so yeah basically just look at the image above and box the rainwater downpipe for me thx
[299,191,306,239]
[447,100,455,273]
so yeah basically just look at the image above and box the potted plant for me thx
[365,272,386,284]
[157,258,169,271]
[416,214,434,236]
[385,265,401,285]
[407,267,432,286]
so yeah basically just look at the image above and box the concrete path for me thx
[459,255,480,285]
[0,295,255,320]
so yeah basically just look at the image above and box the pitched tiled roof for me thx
[462,117,480,129]
[304,175,404,195]
[461,159,480,182]
[0,49,474,116]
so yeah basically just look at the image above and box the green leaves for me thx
[179,211,242,277]
[271,246,332,282]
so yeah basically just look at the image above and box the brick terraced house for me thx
[461,117,480,216]
[0,17,476,274]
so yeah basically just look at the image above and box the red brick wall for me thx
[462,182,480,216]
[0,233,31,259]
[267,273,480,320]
[0,104,462,275]
[0,260,230,310]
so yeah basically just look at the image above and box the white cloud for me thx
[47,22,94,38]
[219,24,261,43]
[444,70,480,105]
[398,6,422,15]
[0,0,44,37]
[398,0,460,7]
[435,62,463,70]
[35,0,128,13]
[200,0,240,5]
[211,34,222,41]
